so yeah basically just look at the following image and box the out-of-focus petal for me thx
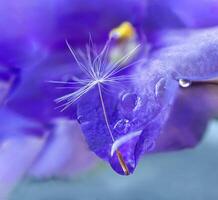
[6,52,78,123]
[155,84,218,152]
[0,39,47,110]
[0,108,45,138]
[0,109,46,199]
[164,0,218,28]
[29,119,97,178]
[0,38,47,69]
[144,0,218,33]
[0,66,18,105]
[144,0,186,31]
[0,0,147,48]
[0,136,46,200]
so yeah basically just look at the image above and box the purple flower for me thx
[0,1,218,198]
[75,27,218,175]
[0,1,148,195]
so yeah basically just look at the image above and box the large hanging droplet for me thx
[121,93,140,111]
[179,79,192,88]
[114,119,131,134]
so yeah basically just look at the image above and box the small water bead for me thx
[77,115,86,124]
[155,78,166,98]
[114,119,131,134]
[179,79,192,88]
[121,93,140,111]
[144,138,156,152]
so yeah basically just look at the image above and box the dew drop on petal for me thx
[155,78,166,98]
[144,138,156,152]
[121,93,140,111]
[114,119,131,134]
[77,115,85,124]
[179,79,192,88]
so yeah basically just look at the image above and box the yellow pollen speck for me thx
[110,22,135,41]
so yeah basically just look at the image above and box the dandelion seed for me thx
[51,38,141,175]
[54,39,141,110]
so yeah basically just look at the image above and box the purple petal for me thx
[29,119,97,178]
[152,28,218,81]
[0,66,18,104]
[0,0,147,48]
[0,136,45,199]
[0,38,46,69]
[6,52,78,123]
[77,27,218,175]
[77,62,179,175]
[0,109,46,199]
[155,83,218,152]
[165,0,218,28]
[144,0,218,32]
[0,136,44,198]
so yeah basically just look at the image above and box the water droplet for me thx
[121,93,140,111]
[155,78,166,98]
[179,79,192,88]
[77,115,85,124]
[144,138,155,152]
[114,119,130,134]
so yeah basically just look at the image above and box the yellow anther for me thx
[110,22,135,41]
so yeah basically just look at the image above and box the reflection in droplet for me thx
[179,79,192,88]
[121,93,140,111]
[114,119,130,134]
